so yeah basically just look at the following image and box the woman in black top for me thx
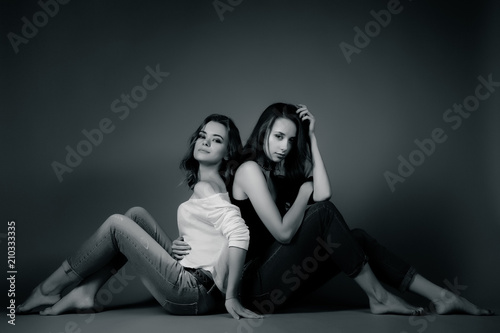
[229,102,492,316]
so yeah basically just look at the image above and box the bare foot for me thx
[40,285,97,316]
[433,291,494,316]
[17,284,61,314]
[369,290,425,315]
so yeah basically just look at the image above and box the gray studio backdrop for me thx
[2,0,499,309]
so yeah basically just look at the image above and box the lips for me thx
[275,152,285,159]
[198,148,210,153]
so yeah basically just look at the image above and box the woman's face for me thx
[266,117,297,163]
[193,121,229,166]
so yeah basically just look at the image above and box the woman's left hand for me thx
[296,104,316,136]
[225,298,264,320]
[171,236,191,260]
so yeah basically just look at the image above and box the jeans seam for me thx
[260,244,283,267]
[114,228,182,290]
[307,202,368,278]
[69,231,110,275]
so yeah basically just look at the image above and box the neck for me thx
[259,156,275,172]
[197,162,221,182]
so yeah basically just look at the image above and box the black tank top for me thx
[231,174,304,262]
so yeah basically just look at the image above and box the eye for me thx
[213,138,223,144]
[275,134,283,140]
[198,133,206,139]
[289,137,295,144]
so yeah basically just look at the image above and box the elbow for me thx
[313,192,331,202]
[275,230,294,244]
[276,236,292,245]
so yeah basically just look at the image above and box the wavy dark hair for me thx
[241,103,311,182]
[180,114,242,189]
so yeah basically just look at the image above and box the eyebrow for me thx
[200,130,225,140]
[274,130,295,138]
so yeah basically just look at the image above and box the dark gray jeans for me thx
[241,201,416,312]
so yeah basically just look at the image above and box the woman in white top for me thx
[17,114,262,319]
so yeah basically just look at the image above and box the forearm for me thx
[225,246,247,299]
[280,184,313,242]
[224,246,264,320]
[310,133,331,201]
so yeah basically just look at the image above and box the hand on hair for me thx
[296,104,316,136]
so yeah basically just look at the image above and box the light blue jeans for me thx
[64,207,221,315]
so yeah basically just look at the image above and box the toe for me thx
[483,309,495,316]
[411,307,426,316]
[39,307,53,316]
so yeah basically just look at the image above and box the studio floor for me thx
[5,301,499,333]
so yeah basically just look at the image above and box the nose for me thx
[280,141,288,152]
[202,138,210,147]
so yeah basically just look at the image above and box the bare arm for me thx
[192,181,261,319]
[225,247,263,319]
[234,161,313,244]
[296,104,331,201]
[309,133,331,201]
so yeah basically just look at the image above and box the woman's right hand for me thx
[171,236,191,260]
[225,298,264,320]
[296,104,316,137]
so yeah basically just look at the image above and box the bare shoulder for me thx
[233,161,268,200]
[235,161,262,179]
[193,180,224,198]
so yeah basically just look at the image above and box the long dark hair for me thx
[180,114,242,189]
[242,103,311,182]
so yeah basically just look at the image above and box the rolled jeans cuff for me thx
[399,266,417,292]
[346,254,369,278]
[62,259,84,282]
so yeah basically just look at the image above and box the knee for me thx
[310,200,336,213]
[351,228,367,236]
[308,200,340,220]
[103,214,127,230]
[125,206,147,222]
[124,206,146,218]
[304,201,339,228]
